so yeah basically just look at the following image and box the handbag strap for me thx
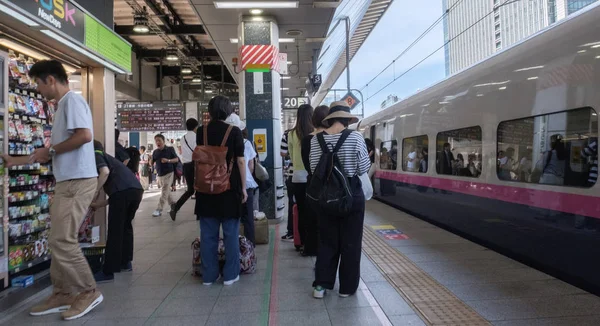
[184,133,194,152]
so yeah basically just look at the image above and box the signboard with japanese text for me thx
[116,102,185,132]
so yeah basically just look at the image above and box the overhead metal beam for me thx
[138,49,219,58]
[115,24,206,36]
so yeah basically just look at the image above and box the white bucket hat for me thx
[225,113,246,130]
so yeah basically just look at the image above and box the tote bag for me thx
[359,173,373,201]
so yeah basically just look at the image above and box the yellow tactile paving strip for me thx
[362,226,492,326]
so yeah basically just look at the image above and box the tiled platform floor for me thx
[4,189,600,325]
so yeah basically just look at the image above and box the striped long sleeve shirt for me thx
[309,131,371,177]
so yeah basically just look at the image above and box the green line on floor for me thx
[260,228,276,326]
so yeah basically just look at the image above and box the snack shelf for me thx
[9,254,50,275]
[9,225,50,240]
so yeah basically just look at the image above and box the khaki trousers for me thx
[50,178,97,294]
[157,172,174,211]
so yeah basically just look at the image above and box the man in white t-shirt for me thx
[170,118,199,221]
[2,60,102,320]
[406,146,417,171]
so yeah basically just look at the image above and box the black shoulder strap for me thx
[316,132,329,154]
[184,134,194,152]
[333,129,352,154]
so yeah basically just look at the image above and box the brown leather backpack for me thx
[193,124,233,194]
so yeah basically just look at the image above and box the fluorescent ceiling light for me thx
[181,67,192,74]
[474,80,510,87]
[230,38,239,43]
[313,1,340,8]
[286,61,292,65]
[499,86,507,90]
[250,9,263,14]
[593,45,600,48]
[279,38,295,43]
[514,66,544,72]
[40,30,128,74]
[439,101,450,104]
[476,94,484,97]
[578,50,587,53]
[527,76,538,80]
[205,90,214,93]
[192,77,202,83]
[68,79,80,83]
[0,3,40,27]
[0,38,50,61]
[214,1,298,9]
[281,76,291,79]
[281,87,289,90]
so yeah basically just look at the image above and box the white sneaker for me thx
[203,282,213,286]
[339,293,350,298]
[152,210,162,217]
[313,286,325,299]
[224,275,239,286]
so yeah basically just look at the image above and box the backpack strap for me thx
[221,125,233,147]
[333,129,353,154]
[316,132,330,153]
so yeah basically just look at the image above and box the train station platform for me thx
[3,189,600,325]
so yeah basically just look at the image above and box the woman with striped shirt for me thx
[308,101,371,299]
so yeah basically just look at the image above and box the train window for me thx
[380,140,398,170]
[402,135,429,173]
[436,126,483,177]
[497,107,598,187]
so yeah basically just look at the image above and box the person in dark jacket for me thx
[90,141,143,283]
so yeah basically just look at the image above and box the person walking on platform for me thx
[90,141,143,282]
[150,134,178,217]
[2,60,102,320]
[170,118,199,221]
[195,96,247,286]
[308,101,370,299]
[288,104,314,255]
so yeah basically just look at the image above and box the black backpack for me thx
[306,129,354,216]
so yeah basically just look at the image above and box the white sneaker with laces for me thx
[224,275,239,286]
[152,210,162,217]
[313,286,325,299]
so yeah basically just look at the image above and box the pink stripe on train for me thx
[375,170,600,219]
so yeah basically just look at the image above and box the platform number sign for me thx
[312,74,322,88]
[341,92,360,110]
[282,96,309,110]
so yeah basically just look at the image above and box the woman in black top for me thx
[195,96,247,286]
[90,141,143,283]
[300,105,330,256]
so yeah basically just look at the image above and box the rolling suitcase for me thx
[293,204,302,251]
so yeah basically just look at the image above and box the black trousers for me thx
[104,188,143,274]
[174,163,195,212]
[302,198,319,256]
[286,177,294,234]
[292,182,307,245]
[242,188,256,244]
[313,181,365,295]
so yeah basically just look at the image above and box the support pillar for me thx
[83,67,116,245]
[238,16,284,221]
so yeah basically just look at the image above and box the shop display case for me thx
[0,52,9,288]
[5,50,55,278]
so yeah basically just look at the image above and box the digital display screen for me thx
[116,102,185,132]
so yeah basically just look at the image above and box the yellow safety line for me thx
[362,226,491,326]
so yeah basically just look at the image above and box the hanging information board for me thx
[116,102,185,132]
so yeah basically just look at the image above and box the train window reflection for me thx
[436,126,482,177]
[497,107,598,187]
[380,140,398,170]
[402,135,429,173]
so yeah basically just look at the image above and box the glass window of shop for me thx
[380,140,398,170]
[436,126,482,177]
[402,135,429,173]
[497,107,598,187]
